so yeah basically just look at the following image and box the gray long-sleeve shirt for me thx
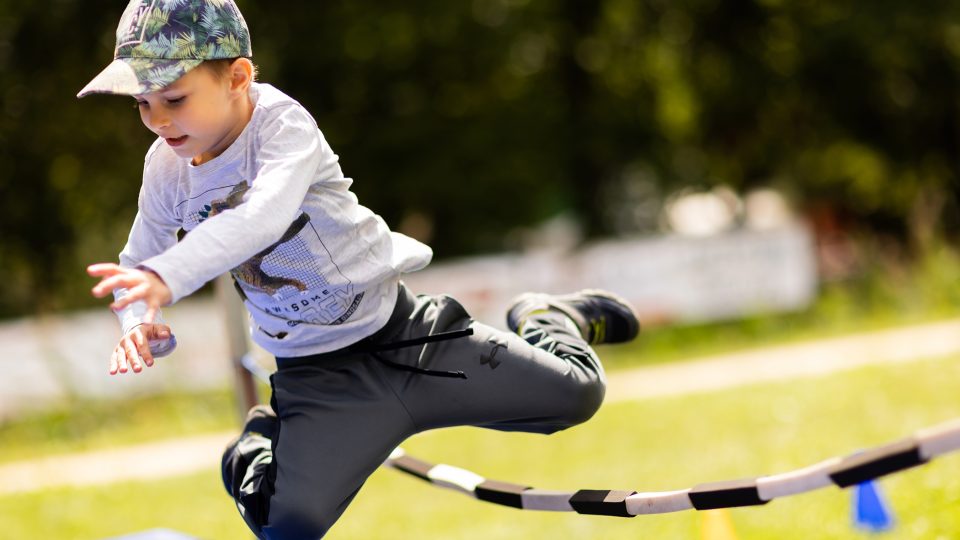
[117,82,432,357]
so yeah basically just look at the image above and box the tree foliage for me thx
[0,0,957,317]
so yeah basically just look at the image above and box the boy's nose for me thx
[147,111,171,132]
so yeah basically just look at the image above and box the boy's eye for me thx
[133,100,148,109]
[166,96,186,105]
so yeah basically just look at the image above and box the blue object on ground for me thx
[853,480,894,533]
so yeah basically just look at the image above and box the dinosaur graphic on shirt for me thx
[201,181,310,296]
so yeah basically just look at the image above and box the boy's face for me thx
[133,63,250,166]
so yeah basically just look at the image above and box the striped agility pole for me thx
[240,354,960,517]
[384,419,960,517]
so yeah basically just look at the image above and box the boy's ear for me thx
[229,58,255,95]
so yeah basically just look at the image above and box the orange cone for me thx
[701,509,738,540]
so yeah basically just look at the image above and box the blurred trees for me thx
[1,0,958,318]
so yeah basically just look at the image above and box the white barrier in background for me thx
[0,300,232,419]
[0,225,816,418]
[403,224,817,327]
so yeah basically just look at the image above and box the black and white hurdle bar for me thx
[233,344,960,518]
[384,419,960,517]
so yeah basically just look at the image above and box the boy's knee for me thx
[220,436,247,497]
[221,444,238,496]
[221,432,273,495]
[263,502,334,539]
[264,480,361,540]
[221,433,277,536]
[556,376,605,429]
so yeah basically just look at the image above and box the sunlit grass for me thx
[2,354,958,539]
[0,390,238,465]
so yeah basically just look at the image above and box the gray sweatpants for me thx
[222,283,606,539]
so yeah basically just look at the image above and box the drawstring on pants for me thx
[275,327,474,379]
[354,328,473,379]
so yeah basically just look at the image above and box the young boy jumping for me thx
[80,1,640,538]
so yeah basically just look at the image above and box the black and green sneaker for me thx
[506,289,641,345]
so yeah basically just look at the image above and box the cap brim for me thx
[77,57,204,98]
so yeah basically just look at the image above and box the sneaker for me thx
[506,289,640,345]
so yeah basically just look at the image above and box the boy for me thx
[80,1,640,538]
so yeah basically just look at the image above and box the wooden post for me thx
[215,273,259,421]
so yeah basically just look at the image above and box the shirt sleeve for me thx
[140,104,331,303]
[118,167,182,271]
[113,144,182,341]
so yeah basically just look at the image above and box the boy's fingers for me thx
[109,348,119,375]
[132,330,155,367]
[117,341,130,373]
[108,283,148,310]
[93,274,140,298]
[149,324,171,339]
[123,338,142,373]
[92,277,126,298]
[87,263,121,277]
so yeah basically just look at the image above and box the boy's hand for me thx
[88,263,172,323]
[111,323,172,375]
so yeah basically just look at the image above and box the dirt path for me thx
[3,318,959,496]
[605,317,960,401]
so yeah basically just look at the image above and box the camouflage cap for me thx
[78,0,252,98]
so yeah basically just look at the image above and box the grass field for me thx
[0,389,237,465]
[1,352,957,539]
[3,313,958,467]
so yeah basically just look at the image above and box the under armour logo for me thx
[480,336,508,369]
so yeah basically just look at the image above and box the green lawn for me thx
[2,353,958,539]
[0,390,239,465]
[4,306,958,466]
